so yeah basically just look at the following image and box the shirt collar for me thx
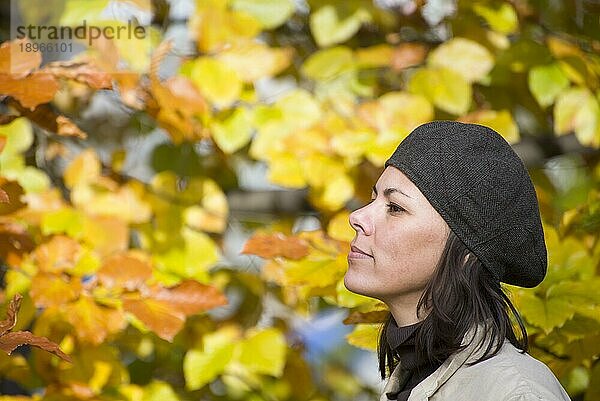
[380,324,493,401]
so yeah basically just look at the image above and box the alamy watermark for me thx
[10,0,152,73]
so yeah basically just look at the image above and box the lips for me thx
[350,245,372,257]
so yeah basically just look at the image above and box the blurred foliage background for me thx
[0,0,599,400]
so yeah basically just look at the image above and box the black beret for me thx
[384,121,547,288]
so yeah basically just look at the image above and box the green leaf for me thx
[0,118,33,156]
[554,87,600,148]
[143,381,180,401]
[301,46,355,81]
[472,3,518,34]
[230,0,295,29]
[41,208,85,238]
[428,38,494,83]
[516,290,575,333]
[237,328,286,377]
[408,67,472,115]
[528,63,570,107]
[184,328,238,390]
[309,5,371,48]
[211,108,254,154]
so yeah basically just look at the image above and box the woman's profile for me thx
[345,121,571,401]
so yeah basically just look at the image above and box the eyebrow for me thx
[372,185,413,199]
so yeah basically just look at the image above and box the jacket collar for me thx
[380,325,492,401]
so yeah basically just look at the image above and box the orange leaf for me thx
[343,310,389,325]
[56,115,87,139]
[123,297,185,342]
[391,43,428,71]
[0,178,26,215]
[147,280,228,316]
[241,233,310,260]
[30,273,82,308]
[0,293,22,336]
[0,39,41,77]
[97,252,152,290]
[0,72,59,109]
[0,189,8,203]
[43,60,113,89]
[113,72,144,109]
[0,220,35,267]
[64,296,126,345]
[0,293,72,362]
[0,136,6,153]
[0,331,72,362]
[34,235,82,273]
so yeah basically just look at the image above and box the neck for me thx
[386,292,424,326]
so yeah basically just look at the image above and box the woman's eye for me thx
[386,203,405,213]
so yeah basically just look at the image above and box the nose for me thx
[349,204,371,235]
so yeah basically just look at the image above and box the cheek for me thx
[381,224,446,276]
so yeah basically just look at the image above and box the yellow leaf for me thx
[210,108,253,154]
[327,210,354,242]
[309,5,371,48]
[237,328,286,377]
[331,129,377,159]
[230,0,295,29]
[355,44,394,68]
[65,296,126,345]
[153,227,220,282]
[378,92,434,132]
[63,149,101,189]
[0,118,33,157]
[460,110,520,143]
[408,66,472,115]
[142,381,180,401]
[334,279,382,308]
[190,57,242,108]
[190,0,262,53]
[285,253,347,288]
[267,153,307,188]
[217,41,293,82]
[346,324,380,351]
[428,38,494,83]
[72,183,152,224]
[301,46,355,81]
[472,3,518,34]
[184,326,240,390]
[301,155,346,188]
[322,173,355,211]
[554,87,600,148]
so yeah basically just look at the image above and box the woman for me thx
[345,121,571,401]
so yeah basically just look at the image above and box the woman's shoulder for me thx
[450,340,571,401]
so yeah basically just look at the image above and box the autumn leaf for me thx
[0,189,9,204]
[97,252,153,291]
[64,295,126,345]
[43,60,113,89]
[0,294,72,362]
[56,116,87,139]
[0,39,41,78]
[391,43,428,71]
[241,232,310,259]
[343,310,389,325]
[124,280,227,341]
[146,280,228,316]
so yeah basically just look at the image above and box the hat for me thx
[384,121,547,288]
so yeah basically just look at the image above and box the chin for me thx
[343,272,374,298]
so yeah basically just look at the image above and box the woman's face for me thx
[345,166,450,308]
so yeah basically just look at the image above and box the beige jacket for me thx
[380,327,571,401]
